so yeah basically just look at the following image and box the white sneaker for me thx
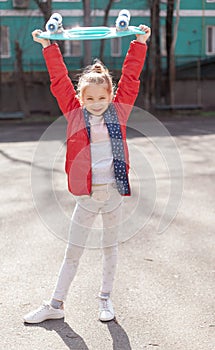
[98,297,115,321]
[23,302,64,324]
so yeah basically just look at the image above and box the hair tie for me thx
[93,64,103,73]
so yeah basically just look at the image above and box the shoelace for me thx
[100,298,109,311]
[35,303,50,315]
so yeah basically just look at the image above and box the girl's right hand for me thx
[32,29,51,48]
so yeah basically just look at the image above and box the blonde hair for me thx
[77,59,113,100]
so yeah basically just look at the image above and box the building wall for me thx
[1,0,215,112]
[1,0,215,73]
[1,0,147,73]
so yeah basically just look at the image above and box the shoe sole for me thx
[24,314,64,324]
[99,315,115,322]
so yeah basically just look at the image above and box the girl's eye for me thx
[99,97,106,100]
[87,97,93,101]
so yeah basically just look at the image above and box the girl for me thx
[24,23,151,323]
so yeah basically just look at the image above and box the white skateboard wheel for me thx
[116,9,130,31]
[118,9,131,22]
[50,13,62,25]
[45,18,59,33]
[45,13,63,33]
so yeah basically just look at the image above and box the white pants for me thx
[52,183,122,301]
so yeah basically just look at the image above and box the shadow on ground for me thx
[0,113,215,143]
[24,317,132,350]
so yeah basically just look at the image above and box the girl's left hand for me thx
[136,25,151,44]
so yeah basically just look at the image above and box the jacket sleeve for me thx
[43,43,80,119]
[114,40,147,123]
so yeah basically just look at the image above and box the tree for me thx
[145,0,162,108]
[99,0,115,61]
[83,0,91,65]
[166,0,180,106]
[34,0,52,23]
[15,41,30,117]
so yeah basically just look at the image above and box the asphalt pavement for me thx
[0,111,214,350]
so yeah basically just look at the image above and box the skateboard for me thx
[38,10,145,41]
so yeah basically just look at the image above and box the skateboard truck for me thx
[45,13,63,33]
[115,10,131,31]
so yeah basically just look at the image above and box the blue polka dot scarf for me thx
[83,103,130,195]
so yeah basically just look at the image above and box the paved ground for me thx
[0,111,214,350]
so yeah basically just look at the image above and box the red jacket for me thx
[43,41,147,195]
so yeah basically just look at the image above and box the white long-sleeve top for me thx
[89,114,115,185]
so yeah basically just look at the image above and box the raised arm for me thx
[114,25,151,123]
[43,44,80,117]
[32,30,80,119]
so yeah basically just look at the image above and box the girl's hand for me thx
[136,25,151,44]
[32,29,51,48]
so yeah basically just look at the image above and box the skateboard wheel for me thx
[45,13,63,33]
[116,9,130,31]
[50,13,62,25]
[46,18,59,33]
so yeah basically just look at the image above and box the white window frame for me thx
[206,26,215,55]
[63,40,82,57]
[111,37,121,57]
[206,1,215,3]
[0,26,10,58]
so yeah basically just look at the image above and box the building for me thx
[1,0,215,113]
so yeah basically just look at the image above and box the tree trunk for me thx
[15,41,30,117]
[169,0,180,105]
[145,0,161,109]
[166,0,174,105]
[165,0,181,106]
[99,0,114,62]
[34,0,52,24]
[155,1,162,103]
[83,0,91,66]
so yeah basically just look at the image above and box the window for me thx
[64,40,81,57]
[206,26,215,54]
[111,37,121,57]
[0,26,10,58]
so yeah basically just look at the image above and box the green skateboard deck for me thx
[38,26,145,41]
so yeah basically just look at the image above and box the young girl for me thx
[24,23,151,323]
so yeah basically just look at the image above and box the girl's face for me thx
[81,83,112,116]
